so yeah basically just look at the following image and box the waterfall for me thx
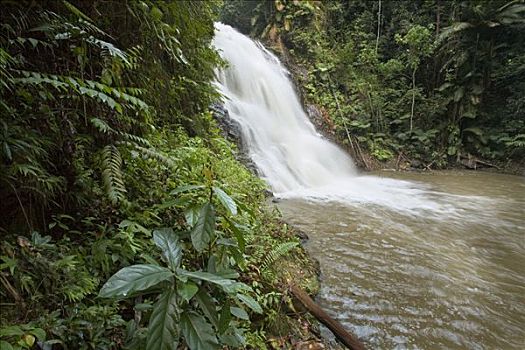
[213,23,357,195]
[212,23,491,217]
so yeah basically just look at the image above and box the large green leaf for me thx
[180,312,219,350]
[230,306,249,320]
[236,293,263,314]
[153,228,183,270]
[177,269,250,294]
[0,341,13,350]
[99,264,173,298]
[215,269,240,279]
[212,187,237,216]
[218,302,232,334]
[224,217,246,252]
[463,127,483,136]
[146,287,180,350]
[184,205,200,227]
[195,289,218,328]
[190,203,215,252]
[219,327,245,348]
[178,281,199,302]
[453,87,464,102]
[0,326,24,337]
[157,197,189,210]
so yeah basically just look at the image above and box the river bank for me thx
[212,91,343,350]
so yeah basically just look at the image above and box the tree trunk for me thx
[410,67,416,132]
[290,284,367,350]
[375,0,381,53]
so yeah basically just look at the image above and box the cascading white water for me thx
[212,23,495,217]
[212,23,357,194]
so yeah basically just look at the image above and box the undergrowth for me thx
[0,1,319,349]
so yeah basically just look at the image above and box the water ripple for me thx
[279,172,525,349]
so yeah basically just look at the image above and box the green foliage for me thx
[145,287,180,350]
[181,312,220,350]
[190,203,216,253]
[261,241,299,271]
[0,324,46,350]
[213,186,238,216]
[395,25,434,66]
[1,1,313,349]
[153,228,183,270]
[98,183,262,349]
[99,264,173,299]
[101,145,127,205]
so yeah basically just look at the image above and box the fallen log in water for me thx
[289,284,367,350]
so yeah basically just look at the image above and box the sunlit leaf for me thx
[230,306,249,320]
[177,269,250,294]
[236,293,263,314]
[178,281,199,302]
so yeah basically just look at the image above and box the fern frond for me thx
[35,8,107,38]
[87,36,131,67]
[261,242,299,271]
[62,270,99,302]
[132,144,176,168]
[90,117,115,134]
[0,49,16,92]
[119,132,150,147]
[101,144,127,205]
[13,71,149,112]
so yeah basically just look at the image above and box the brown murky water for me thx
[278,171,525,349]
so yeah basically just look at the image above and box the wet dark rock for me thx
[295,229,309,242]
[210,103,242,142]
[306,104,323,127]
[210,103,258,174]
[264,189,274,198]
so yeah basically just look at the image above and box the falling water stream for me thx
[213,24,525,349]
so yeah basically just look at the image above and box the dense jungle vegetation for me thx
[1,0,524,349]
[0,1,318,349]
[222,0,525,170]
